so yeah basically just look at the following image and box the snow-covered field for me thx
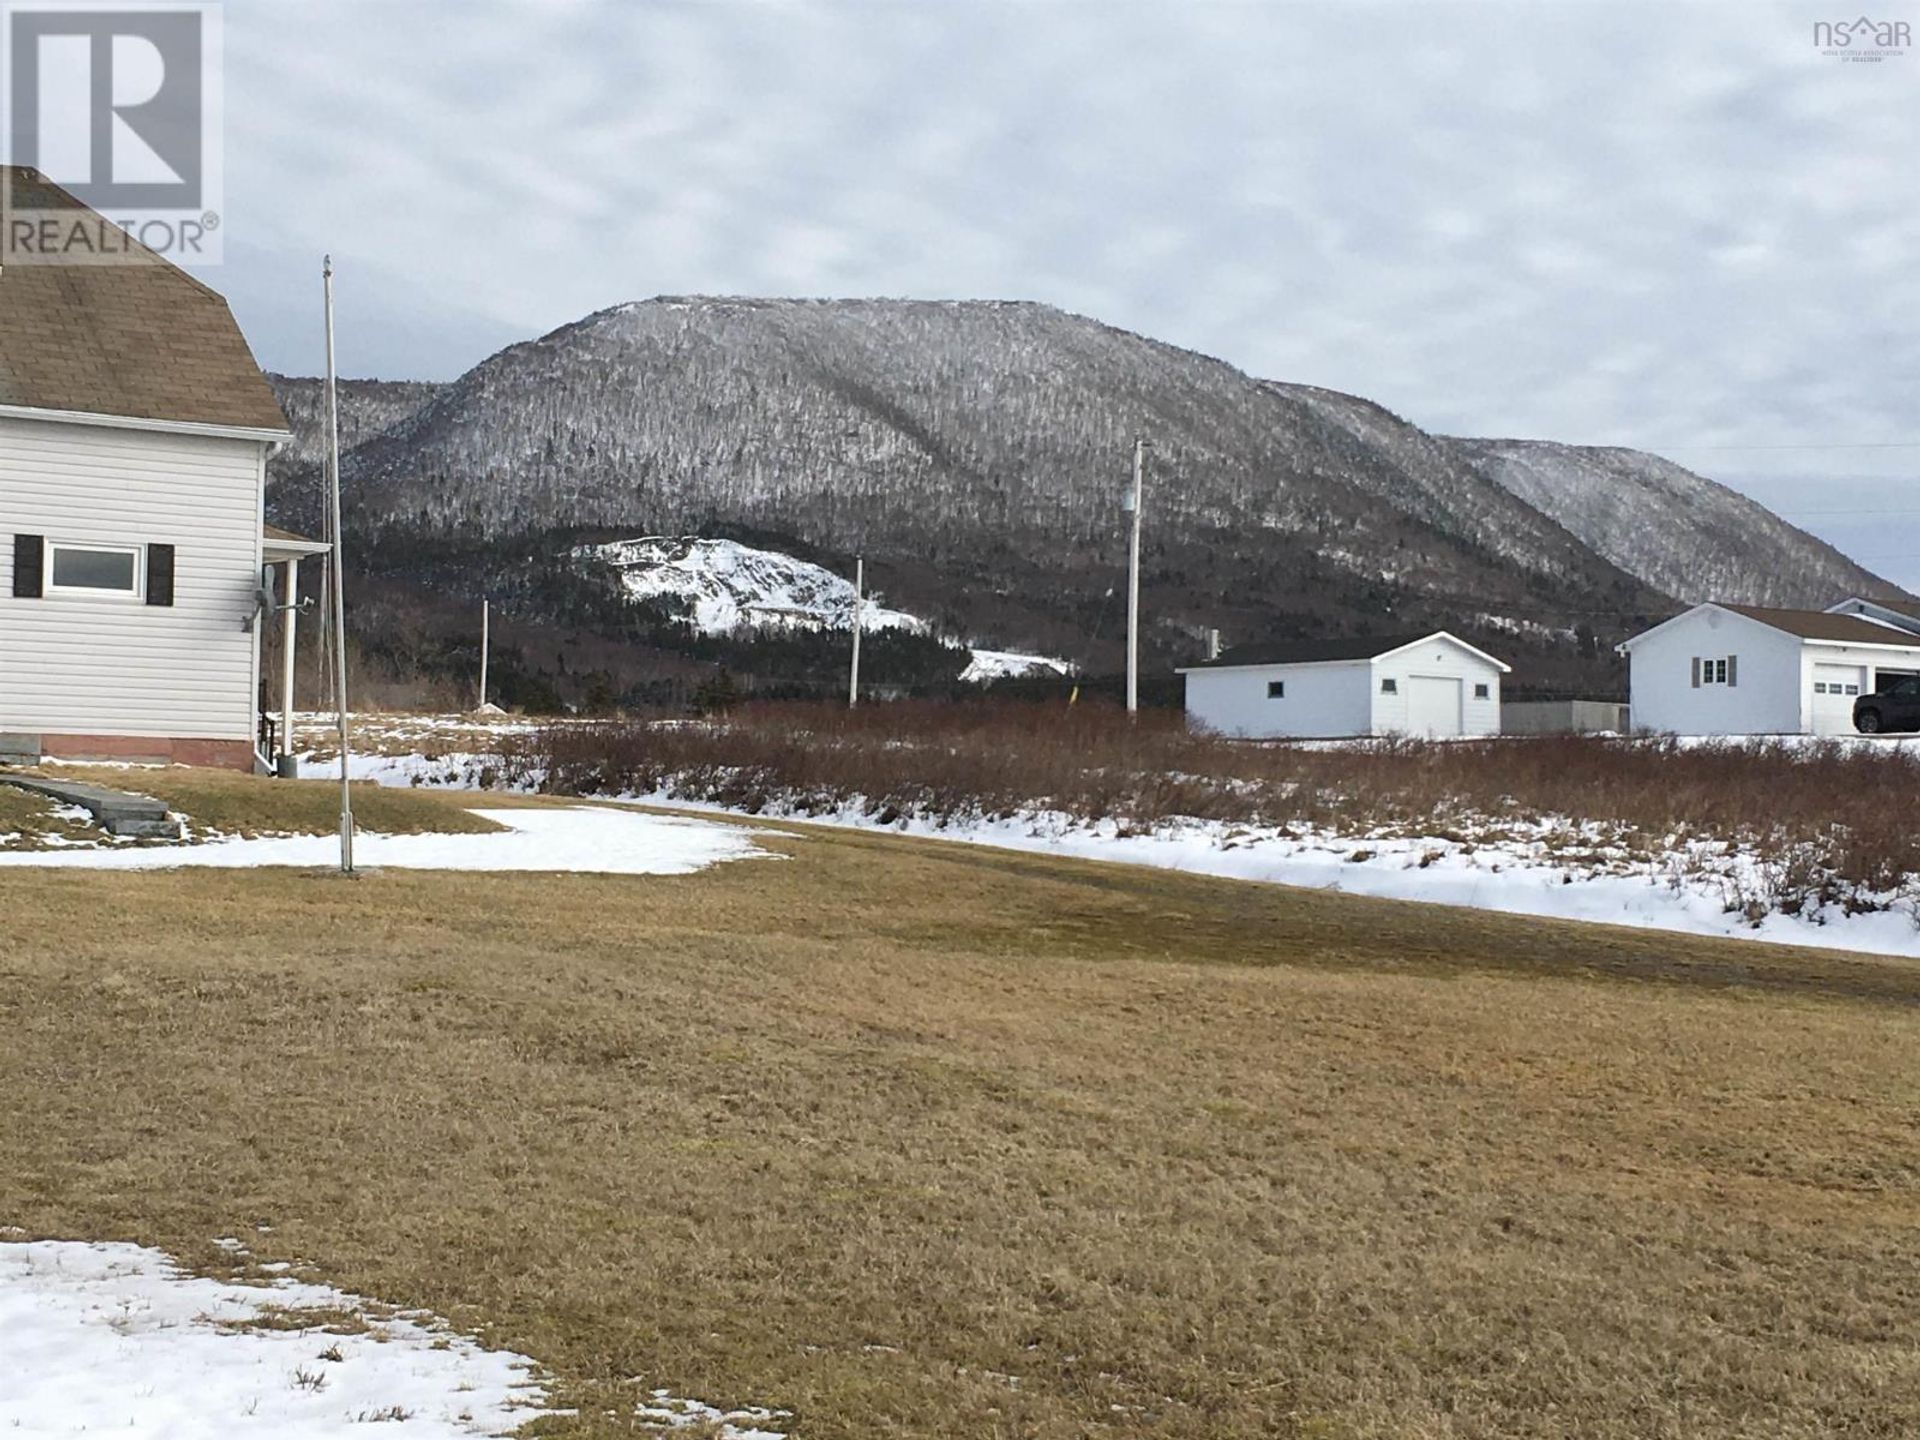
[0,1238,789,1439]
[0,805,778,876]
[306,745,1920,959]
[575,534,1071,681]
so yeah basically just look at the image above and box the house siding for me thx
[1184,660,1373,738]
[1369,639,1503,737]
[0,413,266,746]
[1627,608,1840,734]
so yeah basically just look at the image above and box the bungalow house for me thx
[1178,632,1509,739]
[1619,600,1920,736]
[0,165,320,771]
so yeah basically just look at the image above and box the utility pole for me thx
[1126,437,1148,715]
[478,599,490,710]
[323,255,355,874]
[277,556,299,775]
[848,556,864,707]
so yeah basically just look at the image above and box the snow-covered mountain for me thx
[298,298,1670,679]
[577,535,1070,680]
[1448,439,1895,608]
[262,296,1895,702]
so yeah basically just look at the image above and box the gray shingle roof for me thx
[1721,605,1920,645]
[0,166,289,434]
[1187,633,1441,668]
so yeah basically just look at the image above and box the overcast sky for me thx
[206,0,1918,586]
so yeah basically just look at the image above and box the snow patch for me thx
[958,649,1074,683]
[634,1388,790,1438]
[576,535,1071,682]
[0,805,778,875]
[0,1239,544,1437]
[0,1239,789,1440]
[642,800,1920,958]
[580,535,922,634]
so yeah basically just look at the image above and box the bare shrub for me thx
[505,701,1920,912]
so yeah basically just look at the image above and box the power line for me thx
[1784,511,1920,519]
[1650,441,1920,452]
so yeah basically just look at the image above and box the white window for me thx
[1694,656,1736,686]
[1473,682,1490,699]
[1380,677,1397,694]
[1266,680,1285,699]
[46,542,140,598]
[1814,683,1828,694]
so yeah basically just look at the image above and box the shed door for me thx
[1811,664,1865,735]
[1406,676,1464,738]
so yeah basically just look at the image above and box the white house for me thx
[1619,602,1920,736]
[1178,632,1509,739]
[0,165,315,771]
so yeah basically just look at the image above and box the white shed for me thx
[1177,632,1510,739]
[1619,602,1920,736]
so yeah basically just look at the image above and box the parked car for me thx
[1853,676,1920,734]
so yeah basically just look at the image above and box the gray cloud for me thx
[208,0,1920,584]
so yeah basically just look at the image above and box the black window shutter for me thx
[12,534,43,597]
[145,543,175,607]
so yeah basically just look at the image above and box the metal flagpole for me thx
[479,599,489,710]
[848,557,863,707]
[324,255,355,873]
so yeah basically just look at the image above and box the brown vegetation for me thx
[5,807,1920,1437]
[0,784,96,849]
[4,766,507,843]
[510,701,1920,907]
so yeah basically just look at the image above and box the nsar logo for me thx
[1813,15,1911,61]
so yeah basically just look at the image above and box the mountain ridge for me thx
[262,296,1892,706]
[1446,437,1897,608]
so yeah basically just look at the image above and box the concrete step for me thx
[0,773,181,839]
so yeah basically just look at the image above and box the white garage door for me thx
[1406,676,1464,738]
[1812,664,1866,736]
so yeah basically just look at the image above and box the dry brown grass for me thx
[42,765,508,839]
[3,808,1920,1437]
[514,702,1920,911]
[0,783,95,849]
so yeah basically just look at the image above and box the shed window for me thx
[46,543,140,597]
[1473,682,1490,699]
[1692,656,1735,687]
[1380,678,1398,695]
[1266,680,1285,699]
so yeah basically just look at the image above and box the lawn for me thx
[3,799,1919,1437]
[0,783,96,849]
[9,765,511,839]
